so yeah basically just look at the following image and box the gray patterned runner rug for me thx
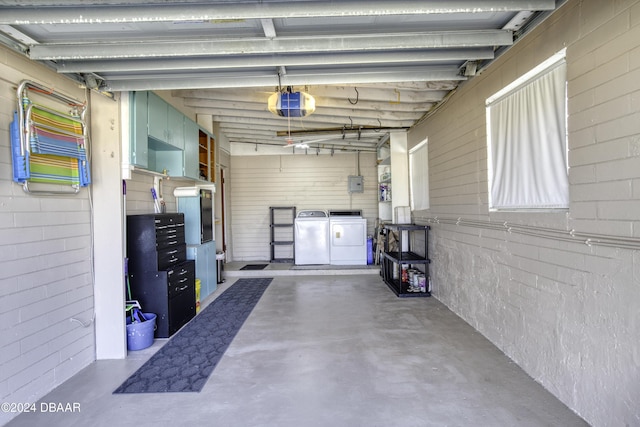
[114,277,272,393]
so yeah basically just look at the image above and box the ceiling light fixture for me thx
[268,86,315,118]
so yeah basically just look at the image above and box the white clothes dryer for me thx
[328,210,367,265]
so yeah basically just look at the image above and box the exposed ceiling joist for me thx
[182,95,435,115]
[0,1,557,24]
[207,108,416,128]
[234,139,381,152]
[55,48,495,73]
[227,130,383,145]
[275,127,402,138]
[30,30,512,60]
[210,114,411,130]
[172,85,448,104]
[173,86,450,103]
[102,68,467,91]
[197,105,422,123]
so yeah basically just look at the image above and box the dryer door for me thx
[329,219,367,265]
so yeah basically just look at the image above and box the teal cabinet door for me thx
[147,91,168,143]
[154,149,183,177]
[183,118,200,180]
[130,91,148,168]
[186,242,217,300]
[167,105,184,149]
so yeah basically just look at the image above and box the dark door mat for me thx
[113,277,273,394]
[240,264,268,270]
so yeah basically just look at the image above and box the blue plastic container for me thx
[126,313,156,351]
[367,236,374,265]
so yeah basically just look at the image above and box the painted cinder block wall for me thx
[0,49,96,426]
[229,153,378,262]
[408,1,640,426]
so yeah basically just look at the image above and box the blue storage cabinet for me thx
[177,190,217,300]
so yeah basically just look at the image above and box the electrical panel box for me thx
[348,175,364,193]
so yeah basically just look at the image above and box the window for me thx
[409,138,429,211]
[486,49,568,210]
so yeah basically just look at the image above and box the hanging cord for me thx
[70,86,95,329]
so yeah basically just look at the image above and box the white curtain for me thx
[487,58,568,210]
[409,139,429,211]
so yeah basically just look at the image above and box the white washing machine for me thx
[294,210,330,265]
[329,210,367,265]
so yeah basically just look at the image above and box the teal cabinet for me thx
[129,90,202,179]
[179,194,217,299]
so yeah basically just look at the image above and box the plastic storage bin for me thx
[126,313,157,351]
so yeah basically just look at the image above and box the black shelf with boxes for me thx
[380,223,431,297]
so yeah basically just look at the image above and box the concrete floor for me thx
[5,273,587,427]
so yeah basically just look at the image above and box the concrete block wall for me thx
[229,152,377,262]
[408,1,640,426]
[0,48,95,425]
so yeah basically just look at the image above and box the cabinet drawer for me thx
[168,275,192,298]
[158,244,186,270]
[167,262,192,282]
[156,226,185,249]
[167,262,194,298]
[153,213,183,227]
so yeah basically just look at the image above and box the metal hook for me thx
[374,119,382,132]
[348,87,359,105]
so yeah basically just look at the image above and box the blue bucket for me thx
[126,313,156,351]
[367,236,374,265]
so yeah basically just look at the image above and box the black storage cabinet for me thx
[127,213,196,338]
